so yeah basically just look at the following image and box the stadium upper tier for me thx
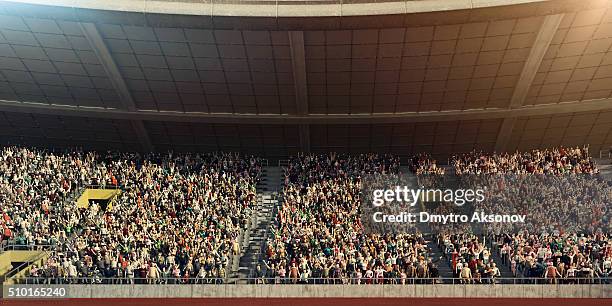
[0,0,611,159]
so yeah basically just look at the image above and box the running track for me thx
[1,298,610,306]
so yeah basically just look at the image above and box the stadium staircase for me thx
[490,245,516,279]
[229,166,282,283]
[399,166,455,279]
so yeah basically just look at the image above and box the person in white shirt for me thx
[364,267,374,284]
[460,266,472,284]
[355,269,362,285]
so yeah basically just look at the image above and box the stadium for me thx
[0,0,611,305]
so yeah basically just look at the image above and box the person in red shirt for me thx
[545,261,561,284]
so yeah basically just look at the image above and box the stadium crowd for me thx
[438,232,499,284]
[0,147,94,248]
[452,147,599,175]
[470,175,611,234]
[0,147,261,284]
[409,154,445,175]
[493,231,610,283]
[261,153,441,284]
[426,201,501,284]
[450,147,610,283]
[0,145,610,284]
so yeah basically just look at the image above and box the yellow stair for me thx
[76,188,122,211]
[0,250,49,285]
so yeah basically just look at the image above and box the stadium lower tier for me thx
[0,148,610,286]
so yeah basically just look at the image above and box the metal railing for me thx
[599,149,612,159]
[0,244,57,252]
[82,184,122,190]
[8,276,610,285]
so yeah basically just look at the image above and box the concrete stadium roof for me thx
[0,0,611,159]
[0,0,582,19]
[0,0,607,29]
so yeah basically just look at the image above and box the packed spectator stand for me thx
[449,147,610,284]
[1,147,262,284]
[262,153,437,284]
[451,147,599,175]
[0,146,610,285]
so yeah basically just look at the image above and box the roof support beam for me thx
[509,14,564,109]
[288,31,309,116]
[289,31,310,153]
[299,124,311,153]
[130,121,154,152]
[494,117,517,153]
[496,13,564,153]
[79,22,153,152]
[1,98,610,125]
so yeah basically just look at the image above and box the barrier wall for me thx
[35,284,611,298]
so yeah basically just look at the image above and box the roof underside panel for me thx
[1,110,610,159]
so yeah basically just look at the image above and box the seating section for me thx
[263,154,436,284]
[451,147,599,175]
[0,146,610,284]
[1,147,262,283]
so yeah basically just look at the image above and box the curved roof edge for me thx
[0,98,610,125]
[1,0,553,17]
[0,0,609,29]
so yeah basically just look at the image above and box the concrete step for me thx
[422,235,455,278]
[236,166,282,280]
